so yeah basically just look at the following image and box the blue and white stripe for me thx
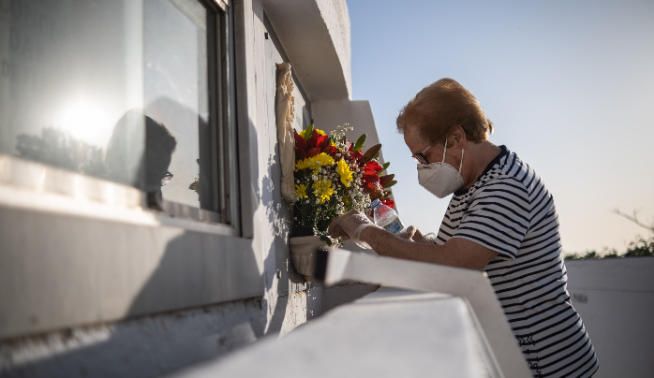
[437,146,599,377]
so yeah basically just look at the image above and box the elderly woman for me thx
[329,78,599,377]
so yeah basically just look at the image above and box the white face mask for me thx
[417,137,465,198]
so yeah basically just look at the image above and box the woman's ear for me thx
[449,125,467,148]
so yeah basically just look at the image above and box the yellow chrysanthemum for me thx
[313,178,334,204]
[295,152,335,172]
[336,158,353,188]
[313,152,335,166]
[295,183,308,199]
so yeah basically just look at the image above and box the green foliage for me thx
[564,209,653,261]
[624,236,654,257]
[563,236,654,260]
[379,174,395,188]
[362,144,381,162]
[583,251,598,259]
[353,134,366,152]
[304,123,314,136]
[603,250,620,259]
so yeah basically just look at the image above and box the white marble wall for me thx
[566,258,654,378]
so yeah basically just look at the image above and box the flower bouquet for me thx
[289,124,396,277]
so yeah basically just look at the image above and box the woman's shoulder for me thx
[473,174,532,204]
[493,148,545,193]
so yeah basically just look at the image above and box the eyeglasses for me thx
[161,171,173,186]
[411,144,435,165]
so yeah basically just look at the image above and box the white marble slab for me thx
[170,288,495,378]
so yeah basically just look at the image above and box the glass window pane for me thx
[1,1,147,186]
[144,0,208,208]
[0,0,211,211]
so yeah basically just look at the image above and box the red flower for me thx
[295,129,335,159]
[326,144,339,157]
[362,180,373,190]
[308,132,329,155]
[348,144,364,163]
[363,160,383,177]
[294,130,308,159]
[381,198,395,209]
[306,147,321,157]
[360,159,389,200]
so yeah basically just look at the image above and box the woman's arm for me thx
[360,226,497,270]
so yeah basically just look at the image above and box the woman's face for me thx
[404,124,431,161]
[404,124,444,165]
[404,124,466,173]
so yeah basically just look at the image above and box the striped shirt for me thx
[437,145,599,377]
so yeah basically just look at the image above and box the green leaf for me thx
[354,134,366,151]
[379,174,395,187]
[362,143,382,162]
[382,161,390,171]
[384,180,397,188]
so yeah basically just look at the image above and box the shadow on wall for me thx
[260,153,322,334]
[1,108,279,377]
[261,154,290,333]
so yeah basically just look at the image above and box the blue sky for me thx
[348,0,654,253]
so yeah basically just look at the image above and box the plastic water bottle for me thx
[372,199,404,234]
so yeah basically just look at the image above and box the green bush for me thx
[563,236,654,260]
[624,236,654,257]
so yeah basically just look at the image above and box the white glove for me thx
[328,210,379,241]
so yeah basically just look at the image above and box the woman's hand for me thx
[396,226,426,241]
[397,225,417,240]
[396,226,438,244]
[328,210,378,241]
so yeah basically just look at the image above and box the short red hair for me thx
[396,78,493,143]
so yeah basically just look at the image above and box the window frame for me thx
[0,0,240,232]
[214,0,241,230]
[156,0,240,229]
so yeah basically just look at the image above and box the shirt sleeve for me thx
[452,180,531,260]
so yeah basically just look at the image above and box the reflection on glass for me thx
[0,0,210,209]
[144,0,208,208]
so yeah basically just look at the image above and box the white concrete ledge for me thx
[170,289,497,378]
[321,248,531,378]
[0,204,263,340]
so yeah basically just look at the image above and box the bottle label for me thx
[383,219,404,234]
